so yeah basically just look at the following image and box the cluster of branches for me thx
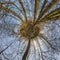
[0,0,60,60]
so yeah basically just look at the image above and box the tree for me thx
[0,0,60,60]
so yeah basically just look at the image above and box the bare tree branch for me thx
[37,0,48,21]
[38,0,59,20]
[0,4,23,21]
[34,0,40,22]
[18,0,27,21]
[0,40,16,54]
[0,2,24,16]
[39,34,60,52]
[35,39,44,60]
[36,7,60,24]
[22,40,31,60]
